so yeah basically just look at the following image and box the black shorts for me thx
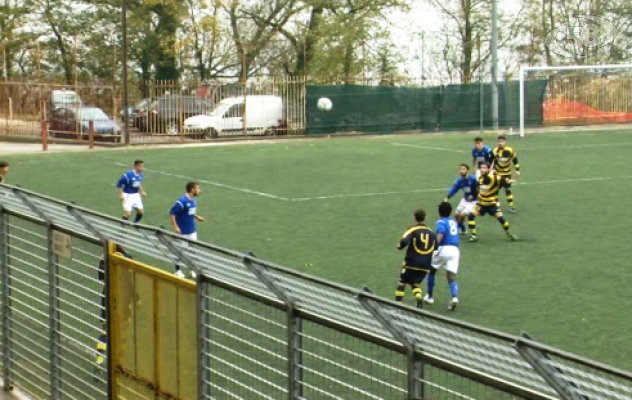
[475,204,502,217]
[399,267,430,286]
[497,175,512,188]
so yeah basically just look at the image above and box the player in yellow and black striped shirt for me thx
[396,209,437,308]
[491,135,520,213]
[467,162,518,242]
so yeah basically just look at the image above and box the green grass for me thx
[5,129,632,372]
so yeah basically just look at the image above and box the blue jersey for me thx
[472,146,492,168]
[170,194,198,235]
[117,170,143,194]
[436,217,460,247]
[447,175,478,201]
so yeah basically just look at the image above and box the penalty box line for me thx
[390,140,632,152]
[290,175,632,201]
[113,162,632,203]
[113,162,291,201]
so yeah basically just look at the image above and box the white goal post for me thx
[519,63,632,138]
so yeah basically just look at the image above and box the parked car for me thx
[121,98,151,128]
[184,95,285,139]
[49,106,121,142]
[137,95,212,134]
[47,89,82,119]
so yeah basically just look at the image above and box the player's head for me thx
[480,162,490,175]
[474,137,484,150]
[134,159,144,172]
[459,163,469,177]
[498,135,507,148]
[414,209,426,224]
[186,182,201,197]
[0,161,9,176]
[438,201,452,218]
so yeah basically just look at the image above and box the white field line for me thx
[390,142,466,153]
[391,140,632,152]
[519,141,632,151]
[291,175,632,201]
[113,162,290,201]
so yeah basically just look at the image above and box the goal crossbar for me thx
[519,63,632,137]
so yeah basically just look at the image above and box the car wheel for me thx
[264,127,276,136]
[203,129,218,139]
[165,121,179,135]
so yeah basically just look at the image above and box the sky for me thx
[384,0,525,81]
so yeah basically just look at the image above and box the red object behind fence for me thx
[544,99,632,124]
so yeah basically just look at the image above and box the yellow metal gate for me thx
[108,245,198,400]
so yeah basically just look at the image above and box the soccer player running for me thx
[395,209,437,308]
[116,160,147,225]
[491,135,520,212]
[170,182,205,278]
[424,202,461,311]
[467,162,517,242]
[471,137,492,179]
[444,163,477,235]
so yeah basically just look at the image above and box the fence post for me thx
[46,222,62,400]
[514,333,583,400]
[357,288,424,399]
[241,255,302,400]
[0,208,13,391]
[88,120,94,149]
[41,99,48,151]
[65,205,113,397]
[4,100,8,136]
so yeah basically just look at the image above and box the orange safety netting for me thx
[543,99,632,124]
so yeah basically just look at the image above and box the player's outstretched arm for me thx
[195,215,205,222]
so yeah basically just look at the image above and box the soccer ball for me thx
[317,97,332,111]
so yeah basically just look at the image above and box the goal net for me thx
[519,64,632,137]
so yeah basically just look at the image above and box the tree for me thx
[427,0,522,83]
[0,0,32,79]
[228,0,301,78]
[180,0,240,80]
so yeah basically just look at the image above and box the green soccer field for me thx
[5,128,632,371]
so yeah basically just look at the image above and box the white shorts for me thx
[122,193,143,212]
[475,169,493,178]
[180,232,198,241]
[455,198,476,215]
[432,246,460,274]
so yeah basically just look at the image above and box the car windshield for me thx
[209,103,232,116]
[53,93,80,103]
[77,108,109,121]
[136,99,150,109]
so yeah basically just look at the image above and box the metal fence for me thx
[0,185,631,400]
[0,77,306,145]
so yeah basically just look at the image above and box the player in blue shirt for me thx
[116,160,146,225]
[471,137,492,179]
[424,202,461,311]
[170,182,205,278]
[444,164,477,234]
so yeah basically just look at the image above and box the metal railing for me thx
[0,184,631,400]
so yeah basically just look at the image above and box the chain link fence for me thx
[0,185,631,400]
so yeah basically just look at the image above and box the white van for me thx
[184,95,284,138]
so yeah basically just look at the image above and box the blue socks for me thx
[459,220,466,232]
[427,274,436,297]
[449,280,459,298]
